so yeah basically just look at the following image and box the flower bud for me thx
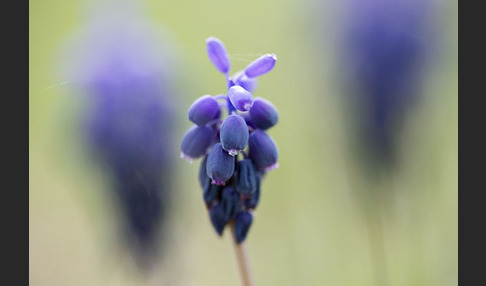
[243,176,261,209]
[203,181,223,206]
[209,204,226,235]
[206,37,230,74]
[244,54,277,78]
[228,85,254,112]
[220,186,240,221]
[249,97,279,130]
[233,70,258,92]
[249,130,279,171]
[188,95,220,126]
[206,143,235,185]
[180,125,213,160]
[236,159,258,195]
[239,112,257,130]
[233,211,253,244]
[220,114,249,156]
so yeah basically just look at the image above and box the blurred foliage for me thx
[30,0,457,285]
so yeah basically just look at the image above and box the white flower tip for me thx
[180,152,194,163]
[265,162,279,172]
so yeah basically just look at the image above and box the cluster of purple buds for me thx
[181,37,279,243]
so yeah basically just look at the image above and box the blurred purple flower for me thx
[65,1,179,266]
[341,0,435,166]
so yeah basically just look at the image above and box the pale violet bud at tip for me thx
[228,85,254,112]
[206,37,231,74]
[220,114,249,156]
[232,70,258,92]
[188,95,220,126]
[244,53,277,78]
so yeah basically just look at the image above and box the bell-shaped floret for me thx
[220,186,240,221]
[209,204,226,235]
[206,143,235,185]
[188,95,220,126]
[228,86,254,112]
[233,211,253,244]
[243,175,261,209]
[235,159,258,195]
[248,130,279,171]
[249,97,279,130]
[220,114,249,156]
[180,125,213,161]
[203,179,223,206]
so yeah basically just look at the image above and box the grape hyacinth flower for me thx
[340,0,434,168]
[180,36,279,285]
[65,1,178,271]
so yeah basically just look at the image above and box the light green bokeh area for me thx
[30,0,458,285]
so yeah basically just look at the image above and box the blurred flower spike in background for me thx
[181,37,279,244]
[341,0,435,168]
[65,0,179,270]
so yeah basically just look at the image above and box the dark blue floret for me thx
[220,114,249,156]
[249,97,279,130]
[243,176,261,210]
[180,125,214,160]
[236,159,258,195]
[239,112,257,130]
[206,143,235,185]
[188,95,220,126]
[233,211,253,244]
[203,181,223,206]
[209,204,227,235]
[248,130,279,171]
[220,186,241,221]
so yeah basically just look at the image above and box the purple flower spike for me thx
[249,97,279,130]
[206,37,231,74]
[233,211,253,244]
[244,54,277,78]
[206,143,235,185]
[220,114,249,156]
[181,37,279,243]
[188,95,220,126]
[248,130,279,171]
[180,125,213,161]
[233,71,258,92]
[228,85,254,112]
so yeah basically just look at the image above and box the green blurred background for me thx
[29,0,458,285]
